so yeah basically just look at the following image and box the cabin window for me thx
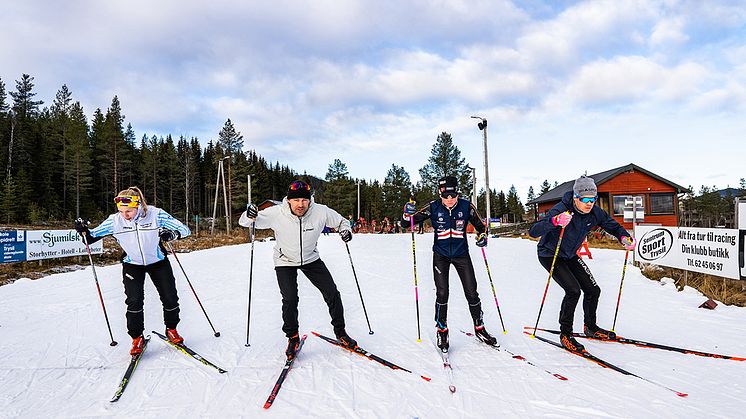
[612,195,645,216]
[650,193,675,214]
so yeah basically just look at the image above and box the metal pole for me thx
[482,123,490,235]
[471,116,490,234]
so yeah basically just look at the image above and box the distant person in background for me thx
[403,176,495,353]
[74,186,191,356]
[239,180,357,358]
[528,175,636,352]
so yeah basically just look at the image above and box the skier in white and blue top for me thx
[74,186,191,356]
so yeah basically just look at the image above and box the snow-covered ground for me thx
[1,235,745,418]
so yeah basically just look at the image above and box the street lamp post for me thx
[471,116,490,234]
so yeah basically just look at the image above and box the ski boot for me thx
[584,324,617,340]
[560,333,585,352]
[335,330,358,349]
[474,324,498,347]
[436,327,449,353]
[285,333,301,359]
[166,328,184,345]
[130,335,145,356]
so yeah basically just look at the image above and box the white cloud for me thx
[650,17,689,47]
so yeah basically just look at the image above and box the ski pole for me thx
[345,241,374,334]
[409,213,422,342]
[481,246,507,334]
[611,249,630,333]
[530,225,566,338]
[245,221,256,346]
[166,242,220,337]
[80,233,118,346]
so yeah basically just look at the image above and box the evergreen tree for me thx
[217,118,244,217]
[89,109,107,209]
[9,74,43,220]
[506,185,525,223]
[382,164,412,221]
[66,102,92,218]
[540,180,552,194]
[9,74,44,171]
[99,96,127,197]
[51,85,73,214]
[323,159,355,216]
[419,132,471,199]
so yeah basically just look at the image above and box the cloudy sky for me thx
[3,0,745,200]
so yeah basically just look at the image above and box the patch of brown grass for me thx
[0,229,270,287]
[638,264,746,307]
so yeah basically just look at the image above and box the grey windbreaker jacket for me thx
[238,197,351,267]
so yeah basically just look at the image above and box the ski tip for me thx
[311,331,321,337]
[262,402,271,409]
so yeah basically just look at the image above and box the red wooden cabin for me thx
[527,163,688,230]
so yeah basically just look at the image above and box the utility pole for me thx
[471,116,490,234]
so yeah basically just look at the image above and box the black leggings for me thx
[275,259,346,338]
[122,258,180,338]
[539,255,600,334]
[432,252,483,327]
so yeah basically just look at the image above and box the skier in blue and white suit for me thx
[403,176,497,352]
[74,186,191,355]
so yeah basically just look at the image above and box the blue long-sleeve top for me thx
[529,191,629,259]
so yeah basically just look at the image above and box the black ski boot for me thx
[560,333,585,352]
[335,330,358,349]
[285,333,300,359]
[436,327,449,353]
[584,324,617,340]
[474,324,498,347]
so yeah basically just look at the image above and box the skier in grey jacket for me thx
[239,180,356,357]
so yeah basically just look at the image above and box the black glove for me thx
[340,229,352,243]
[475,232,488,248]
[74,218,90,234]
[246,203,258,219]
[159,229,179,242]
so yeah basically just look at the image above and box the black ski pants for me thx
[432,252,483,328]
[122,258,180,339]
[539,255,600,335]
[275,259,346,338]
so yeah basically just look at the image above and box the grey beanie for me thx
[573,175,597,197]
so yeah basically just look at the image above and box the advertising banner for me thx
[0,230,26,263]
[738,199,746,279]
[635,225,740,279]
[25,229,103,261]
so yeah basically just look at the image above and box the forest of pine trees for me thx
[1,74,606,230]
